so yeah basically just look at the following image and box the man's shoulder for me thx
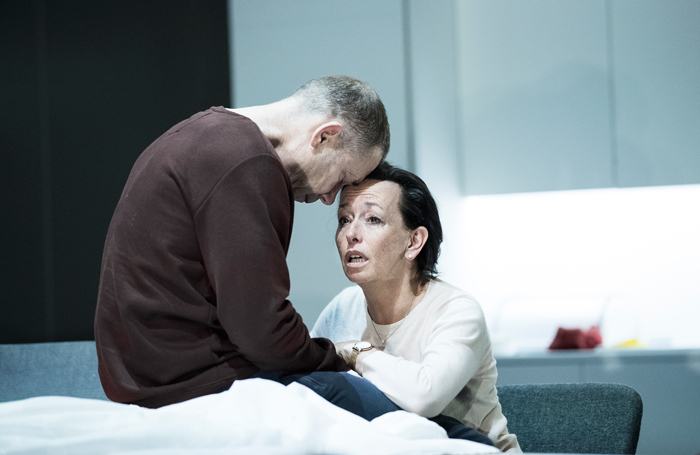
[168,107,278,166]
[163,108,287,191]
[121,107,290,219]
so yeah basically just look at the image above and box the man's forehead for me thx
[346,148,383,178]
[343,168,362,186]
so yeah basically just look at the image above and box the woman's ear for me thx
[406,227,428,260]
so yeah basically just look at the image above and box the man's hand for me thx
[334,340,379,374]
[334,340,358,364]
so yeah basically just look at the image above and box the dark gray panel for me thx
[0,1,47,343]
[0,0,229,343]
[44,0,230,340]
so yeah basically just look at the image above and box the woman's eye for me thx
[338,216,350,225]
[368,216,382,224]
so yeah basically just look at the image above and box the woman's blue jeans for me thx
[252,370,494,447]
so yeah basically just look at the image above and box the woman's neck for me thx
[361,276,426,325]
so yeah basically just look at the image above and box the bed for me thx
[0,341,497,454]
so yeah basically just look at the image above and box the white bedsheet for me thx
[0,378,498,455]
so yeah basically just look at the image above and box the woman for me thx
[311,162,521,453]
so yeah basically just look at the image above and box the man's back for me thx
[95,107,342,408]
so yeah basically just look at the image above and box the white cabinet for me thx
[613,1,700,188]
[450,0,700,195]
[454,0,613,194]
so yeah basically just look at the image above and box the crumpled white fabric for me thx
[0,378,498,455]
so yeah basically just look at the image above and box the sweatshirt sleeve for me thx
[194,153,346,373]
[361,298,489,417]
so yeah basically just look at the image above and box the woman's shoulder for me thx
[332,285,365,307]
[428,279,480,305]
[310,286,366,340]
[424,280,486,319]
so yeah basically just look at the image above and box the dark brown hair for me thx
[365,162,443,284]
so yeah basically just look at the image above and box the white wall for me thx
[409,0,700,352]
[229,0,411,326]
[229,0,700,344]
[450,184,700,353]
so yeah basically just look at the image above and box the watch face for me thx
[355,341,372,350]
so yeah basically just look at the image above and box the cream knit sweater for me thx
[311,279,521,453]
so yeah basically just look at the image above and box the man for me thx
[95,76,389,408]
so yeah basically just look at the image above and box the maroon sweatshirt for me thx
[95,107,346,408]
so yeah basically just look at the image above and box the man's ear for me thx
[406,227,428,260]
[310,121,342,151]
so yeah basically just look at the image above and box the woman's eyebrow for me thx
[338,201,382,210]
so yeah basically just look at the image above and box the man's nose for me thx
[320,186,342,205]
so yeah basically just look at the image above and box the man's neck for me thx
[229,104,284,145]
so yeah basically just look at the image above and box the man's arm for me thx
[194,154,346,373]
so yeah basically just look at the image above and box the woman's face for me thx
[336,179,413,285]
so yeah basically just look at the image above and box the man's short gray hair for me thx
[291,75,390,159]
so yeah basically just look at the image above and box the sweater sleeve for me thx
[194,154,345,373]
[361,298,489,417]
[310,286,366,342]
[309,294,341,340]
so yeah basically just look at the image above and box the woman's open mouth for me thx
[345,251,368,265]
[349,254,366,263]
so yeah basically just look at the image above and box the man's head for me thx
[291,75,390,161]
[286,76,390,205]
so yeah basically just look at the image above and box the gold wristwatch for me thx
[348,341,373,370]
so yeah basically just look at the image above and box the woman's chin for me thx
[344,271,369,284]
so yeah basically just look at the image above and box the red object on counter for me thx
[549,325,602,350]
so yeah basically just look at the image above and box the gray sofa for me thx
[0,341,642,454]
[0,341,107,402]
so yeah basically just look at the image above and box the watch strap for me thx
[348,342,372,370]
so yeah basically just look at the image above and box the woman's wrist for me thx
[334,340,378,373]
[341,341,375,372]
[353,346,377,375]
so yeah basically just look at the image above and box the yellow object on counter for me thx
[614,339,646,348]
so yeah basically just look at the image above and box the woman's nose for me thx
[346,222,361,244]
